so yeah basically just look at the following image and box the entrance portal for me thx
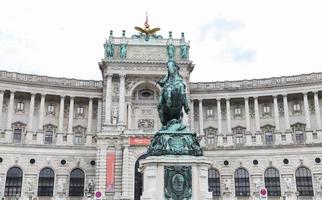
[134,154,148,200]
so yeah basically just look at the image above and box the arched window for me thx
[235,168,250,196]
[69,168,85,196]
[134,154,148,200]
[264,167,281,196]
[208,168,220,196]
[296,167,313,196]
[5,167,23,196]
[38,168,55,196]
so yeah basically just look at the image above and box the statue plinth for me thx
[140,156,212,200]
[147,131,203,156]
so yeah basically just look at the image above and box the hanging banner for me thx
[130,136,152,146]
[106,153,115,192]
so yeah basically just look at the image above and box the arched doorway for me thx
[134,154,148,200]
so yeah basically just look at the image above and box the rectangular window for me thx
[16,102,24,111]
[77,107,84,115]
[313,132,318,140]
[47,104,55,113]
[207,135,215,145]
[206,108,214,119]
[44,131,53,144]
[293,103,301,112]
[74,132,83,144]
[13,129,22,143]
[252,136,256,143]
[263,105,270,113]
[281,134,286,141]
[236,136,244,144]
[223,137,227,144]
[235,108,241,115]
[265,133,273,144]
[295,131,305,143]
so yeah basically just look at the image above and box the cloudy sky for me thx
[1,0,322,82]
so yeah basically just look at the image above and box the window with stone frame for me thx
[69,168,85,196]
[261,124,275,145]
[292,101,302,115]
[43,124,57,144]
[15,101,24,112]
[38,168,54,196]
[291,122,306,144]
[208,169,220,196]
[235,168,250,196]
[5,167,23,196]
[73,125,86,145]
[206,107,214,120]
[76,105,85,117]
[295,167,314,196]
[204,127,217,145]
[262,103,272,117]
[12,122,26,144]
[234,106,242,119]
[232,126,246,145]
[264,167,281,196]
[47,103,55,115]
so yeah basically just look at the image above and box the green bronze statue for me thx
[119,43,127,59]
[147,59,202,156]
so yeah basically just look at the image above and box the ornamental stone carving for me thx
[138,119,154,129]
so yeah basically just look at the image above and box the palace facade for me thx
[0,30,322,200]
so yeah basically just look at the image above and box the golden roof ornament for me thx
[133,13,162,41]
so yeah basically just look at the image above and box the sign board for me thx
[260,188,268,199]
[129,137,152,146]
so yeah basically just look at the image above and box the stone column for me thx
[226,98,231,135]
[273,95,281,144]
[58,96,65,132]
[37,94,46,130]
[303,92,311,129]
[216,98,222,134]
[67,96,74,145]
[118,74,126,125]
[121,144,130,199]
[244,97,250,132]
[36,93,45,144]
[97,98,102,132]
[5,90,15,143]
[254,96,260,132]
[86,97,93,145]
[105,74,113,125]
[216,98,224,146]
[283,94,291,130]
[190,99,194,130]
[6,91,15,130]
[127,103,132,129]
[56,96,65,145]
[314,91,322,129]
[198,99,204,136]
[273,95,280,130]
[26,93,36,143]
[0,90,4,130]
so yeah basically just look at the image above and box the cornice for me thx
[0,70,103,90]
[190,72,322,92]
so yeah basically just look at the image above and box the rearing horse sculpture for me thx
[157,59,190,131]
[148,59,203,156]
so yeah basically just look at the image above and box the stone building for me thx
[0,28,322,200]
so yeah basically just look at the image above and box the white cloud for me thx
[0,0,322,82]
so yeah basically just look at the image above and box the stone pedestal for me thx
[140,156,212,200]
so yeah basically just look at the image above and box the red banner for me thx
[130,137,152,146]
[106,153,115,192]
